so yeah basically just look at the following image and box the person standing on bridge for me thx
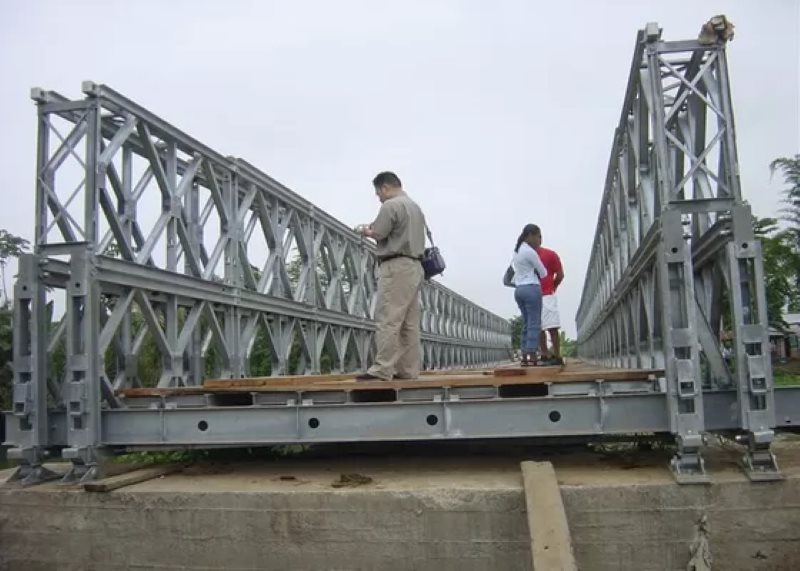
[536,234,565,366]
[511,224,547,366]
[356,171,426,381]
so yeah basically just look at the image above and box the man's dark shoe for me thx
[355,373,385,381]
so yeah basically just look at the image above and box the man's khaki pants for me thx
[367,257,424,380]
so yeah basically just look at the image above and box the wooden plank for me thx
[310,368,658,390]
[496,365,661,379]
[520,461,578,571]
[83,464,183,493]
[118,367,660,398]
[494,364,564,377]
[204,373,359,388]
[202,368,495,388]
[197,363,660,390]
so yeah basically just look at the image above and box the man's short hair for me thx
[373,171,402,189]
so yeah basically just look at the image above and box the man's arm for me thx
[363,203,395,240]
[553,253,564,291]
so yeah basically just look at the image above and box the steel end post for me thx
[81,80,101,97]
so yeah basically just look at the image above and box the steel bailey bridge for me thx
[4,20,800,485]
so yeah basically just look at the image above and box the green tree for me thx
[755,217,800,328]
[0,230,30,305]
[772,155,800,241]
[0,230,30,411]
[560,331,577,358]
[0,304,12,410]
[759,155,800,328]
[508,315,578,357]
[241,254,338,377]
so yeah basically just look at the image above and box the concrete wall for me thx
[0,486,532,571]
[1,467,799,570]
[564,479,800,570]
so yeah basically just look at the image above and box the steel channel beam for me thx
[36,256,505,350]
[6,386,800,449]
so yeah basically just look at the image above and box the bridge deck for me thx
[118,363,663,398]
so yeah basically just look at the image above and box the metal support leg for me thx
[7,461,60,488]
[659,212,709,484]
[61,248,104,483]
[7,96,58,486]
[738,432,782,482]
[7,254,57,486]
[670,434,709,484]
[59,457,106,485]
[727,206,781,480]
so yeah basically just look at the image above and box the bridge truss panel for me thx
[7,82,511,479]
[575,24,778,481]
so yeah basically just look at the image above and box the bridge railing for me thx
[575,22,777,481]
[9,82,510,473]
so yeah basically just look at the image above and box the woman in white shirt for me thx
[512,224,548,366]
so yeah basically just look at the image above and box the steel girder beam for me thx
[575,23,779,482]
[7,82,511,482]
[5,386,800,451]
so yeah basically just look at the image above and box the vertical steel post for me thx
[7,254,56,485]
[60,94,104,482]
[728,205,780,479]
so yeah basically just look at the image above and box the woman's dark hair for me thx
[514,224,541,252]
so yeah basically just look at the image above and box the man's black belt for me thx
[378,254,422,264]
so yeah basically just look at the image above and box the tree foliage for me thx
[508,315,577,357]
[0,231,30,411]
[754,217,800,328]
[559,332,577,357]
[0,230,29,261]
[772,155,800,240]
[0,230,30,305]
[762,155,800,328]
[0,304,12,411]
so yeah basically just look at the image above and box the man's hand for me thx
[356,224,376,239]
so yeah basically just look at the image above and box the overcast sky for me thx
[1,0,798,337]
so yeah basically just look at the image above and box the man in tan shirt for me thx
[357,171,426,380]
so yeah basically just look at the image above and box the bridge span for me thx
[3,19,798,486]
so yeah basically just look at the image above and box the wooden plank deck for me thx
[117,363,662,398]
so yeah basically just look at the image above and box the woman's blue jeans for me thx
[515,284,542,354]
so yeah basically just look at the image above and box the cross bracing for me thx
[576,22,779,482]
[7,81,511,482]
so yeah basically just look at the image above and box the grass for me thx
[774,358,800,386]
[113,445,313,466]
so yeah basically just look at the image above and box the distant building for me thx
[770,328,789,361]
[718,313,798,361]
[782,313,800,359]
